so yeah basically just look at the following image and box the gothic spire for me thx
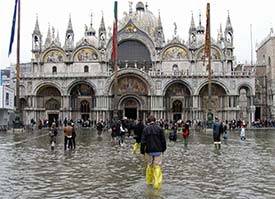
[157,10,162,27]
[44,23,52,47]
[189,12,196,33]
[33,14,40,34]
[67,14,73,32]
[225,11,233,33]
[98,12,106,32]
[219,23,223,39]
[32,14,42,53]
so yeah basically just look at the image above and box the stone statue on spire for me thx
[173,22,177,37]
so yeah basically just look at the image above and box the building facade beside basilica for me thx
[18,2,255,125]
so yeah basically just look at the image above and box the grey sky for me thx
[1,0,274,69]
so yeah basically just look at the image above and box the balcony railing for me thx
[20,67,255,79]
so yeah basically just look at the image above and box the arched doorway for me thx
[123,98,139,120]
[69,83,94,121]
[198,83,227,120]
[36,85,61,127]
[164,82,191,121]
[172,100,183,121]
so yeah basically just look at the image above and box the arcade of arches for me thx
[30,81,253,125]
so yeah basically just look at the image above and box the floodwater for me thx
[0,128,275,199]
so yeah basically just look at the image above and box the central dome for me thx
[119,2,158,38]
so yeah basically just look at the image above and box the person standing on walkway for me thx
[213,116,223,149]
[133,119,145,154]
[141,115,167,189]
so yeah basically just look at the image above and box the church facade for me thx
[19,2,255,125]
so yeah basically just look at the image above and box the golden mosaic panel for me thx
[74,48,98,62]
[44,50,65,63]
[162,47,188,61]
[196,48,221,60]
[112,76,147,95]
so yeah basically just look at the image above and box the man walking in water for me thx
[213,116,223,149]
[141,115,166,189]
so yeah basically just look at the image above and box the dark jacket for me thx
[213,120,223,135]
[134,121,145,143]
[140,122,166,154]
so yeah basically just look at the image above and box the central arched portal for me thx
[120,97,140,120]
[111,75,148,120]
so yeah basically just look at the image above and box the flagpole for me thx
[113,1,118,120]
[205,3,213,127]
[16,0,21,116]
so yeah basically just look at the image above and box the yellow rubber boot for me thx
[153,165,163,189]
[146,165,154,185]
[132,143,140,155]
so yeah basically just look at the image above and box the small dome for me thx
[136,2,145,11]
[197,24,205,33]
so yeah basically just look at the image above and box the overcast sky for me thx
[1,0,274,69]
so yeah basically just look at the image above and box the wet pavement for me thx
[0,128,275,199]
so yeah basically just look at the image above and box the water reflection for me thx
[0,128,275,198]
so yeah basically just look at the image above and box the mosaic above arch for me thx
[165,83,191,96]
[70,84,94,96]
[73,48,98,62]
[43,50,66,63]
[37,86,61,96]
[196,47,221,60]
[112,76,148,95]
[162,46,188,61]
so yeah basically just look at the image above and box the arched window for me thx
[172,100,182,112]
[84,65,89,73]
[52,66,57,74]
[268,56,271,66]
[80,100,90,113]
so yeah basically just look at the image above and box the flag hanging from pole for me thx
[204,3,210,60]
[8,0,19,56]
[112,1,118,64]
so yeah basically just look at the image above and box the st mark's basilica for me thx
[18,2,255,124]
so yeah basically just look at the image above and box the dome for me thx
[76,36,98,48]
[119,2,158,38]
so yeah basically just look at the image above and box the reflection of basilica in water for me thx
[19,2,255,124]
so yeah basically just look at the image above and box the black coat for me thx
[140,122,166,154]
